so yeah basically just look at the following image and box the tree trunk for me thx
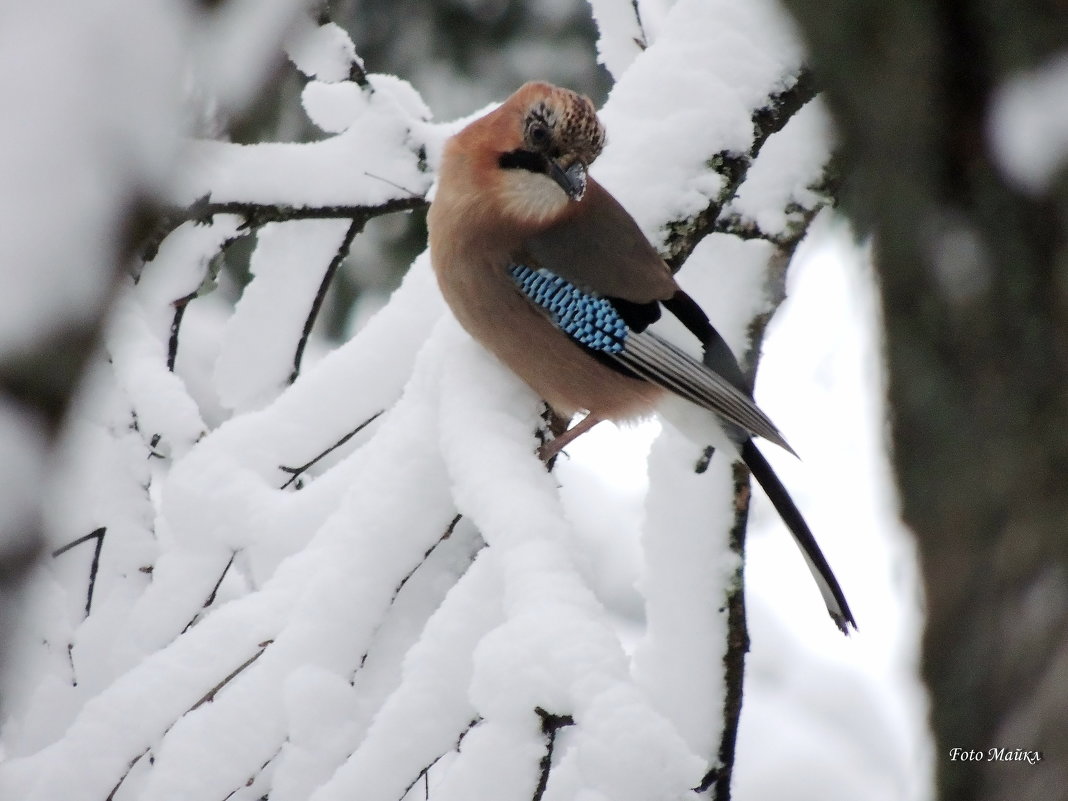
[778,2,1068,798]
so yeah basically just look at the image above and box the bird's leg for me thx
[537,413,601,462]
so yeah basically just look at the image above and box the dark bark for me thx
[778,2,1068,798]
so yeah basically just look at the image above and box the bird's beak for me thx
[547,157,588,201]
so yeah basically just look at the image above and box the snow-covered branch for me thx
[662,68,820,270]
[143,196,427,262]
[0,3,839,801]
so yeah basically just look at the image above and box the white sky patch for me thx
[988,50,1068,193]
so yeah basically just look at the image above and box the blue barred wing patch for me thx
[509,264,628,353]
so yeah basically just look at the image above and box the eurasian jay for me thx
[428,82,855,633]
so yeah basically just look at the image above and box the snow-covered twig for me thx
[398,717,481,801]
[532,708,575,801]
[181,552,237,633]
[290,217,363,384]
[51,527,106,618]
[278,410,384,490]
[143,196,428,262]
[663,69,819,271]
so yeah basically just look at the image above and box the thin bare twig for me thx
[167,231,246,372]
[105,748,150,801]
[533,707,575,801]
[391,514,463,604]
[52,527,106,617]
[219,747,281,801]
[278,410,384,489]
[630,0,648,49]
[143,196,427,261]
[189,640,272,712]
[290,217,364,384]
[181,551,238,634]
[105,641,273,800]
[398,718,481,801]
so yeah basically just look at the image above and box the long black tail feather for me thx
[664,287,856,633]
[741,439,856,634]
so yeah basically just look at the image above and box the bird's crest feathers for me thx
[441,83,606,227]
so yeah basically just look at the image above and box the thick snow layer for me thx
[285,20,358,83]
[214,218,353,412]
[595,0,805,244]
[728,97,835,238]
[1,1,927,799]
[176,74,433,208]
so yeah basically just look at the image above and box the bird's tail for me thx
[740,439,856,634]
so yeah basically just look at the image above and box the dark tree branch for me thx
[651,71,827,801]
[698,463,753,799]
[182,551,238,634]
[663,69,819,272]
[355,514,481,677]
[143,196,427,262]
[104,641,273,800]
[391,514,464,603]
[398,717,481,801]
[168,289,199,372]
[220,748,281,801]
[202,552,236,609]
[189,641,272,712]
[309,3,369,86]
[278,410,384,489]
[106,748,150,801]
[52,527,107,618]
[167,231,246,372]
[533,707,575,801]
[629,0,648,49]
[290,217,364,384]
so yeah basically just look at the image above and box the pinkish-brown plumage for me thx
[426,81,857,634]
[429,82,673,421]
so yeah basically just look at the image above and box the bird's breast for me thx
[430,245,662,422]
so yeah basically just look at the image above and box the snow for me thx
[595,0,806,245]
[989,50,1068,192]
[214,218,352,412]
[0,0,188,360]
[176,73,433,208]
[586,0,646,78]
[728,97,835,238]
[0,1,930,800]
[631,423,737,758]
[737,216,932,798]
[286,20,359,83]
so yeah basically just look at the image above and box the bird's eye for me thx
[528,123,550,148]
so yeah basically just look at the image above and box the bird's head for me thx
[438,82,606,229]
[493,81,606,203]
[437,82,610,231]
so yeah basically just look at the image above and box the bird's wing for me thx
[507,262,792,452]
[521,178,677,303]
[509,261,855,633]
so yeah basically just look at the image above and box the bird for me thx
[427,81,855,634]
